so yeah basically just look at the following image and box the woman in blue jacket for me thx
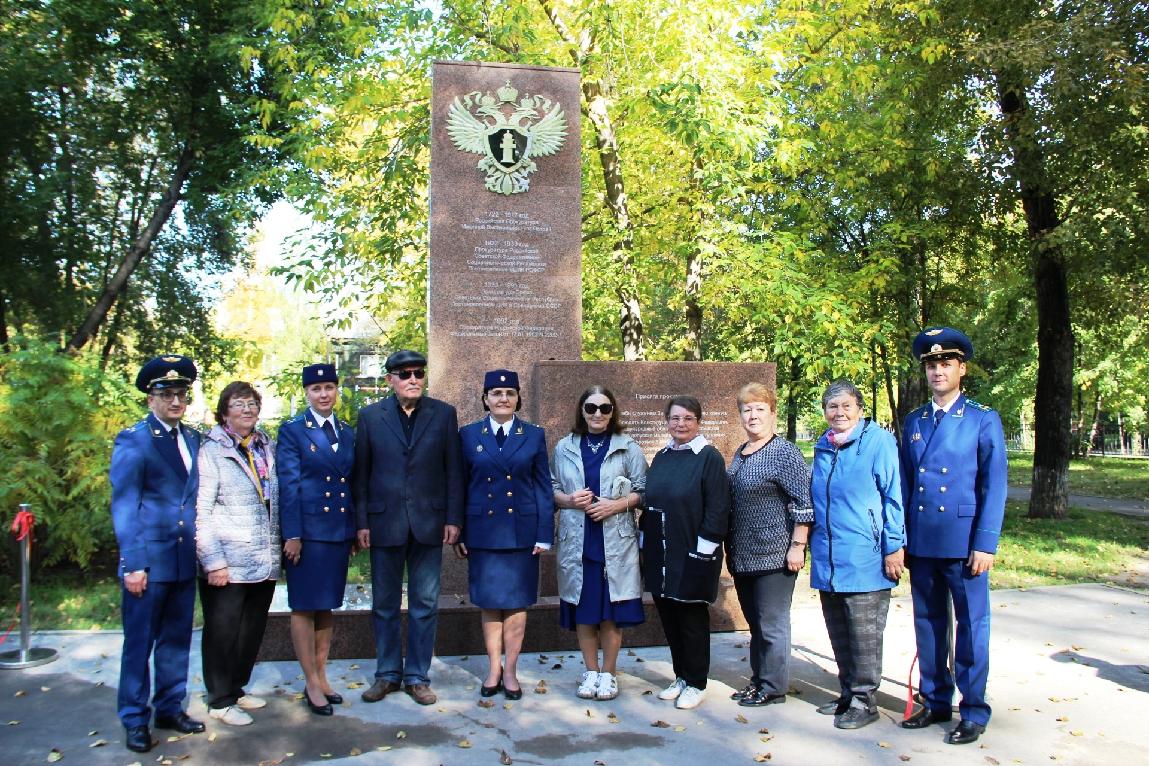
[456,370,554,701]
[810,380,905,731]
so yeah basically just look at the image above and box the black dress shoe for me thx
[125,725,153,753]
[325,692,344,705]
[503,684,523,701]
[738,687,786,707]
[304,693,334,716]
[154,712,205,734]
[945,719,985,745]
[480,679,503,697]
[900,707,953,729]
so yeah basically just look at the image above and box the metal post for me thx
[0,504,59,669]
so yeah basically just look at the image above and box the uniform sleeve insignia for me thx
[965,399,992,411]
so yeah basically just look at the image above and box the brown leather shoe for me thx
[404,683,437,705]
[361,679,401,703]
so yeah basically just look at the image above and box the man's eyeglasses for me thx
[153,390,190,403]
[391,368,426,381]
[583,402,614,415]
[228,400,261,411]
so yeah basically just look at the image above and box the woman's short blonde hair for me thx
[737,382,776,410]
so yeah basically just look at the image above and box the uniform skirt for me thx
[284,539,351,611]
[559,558,645,630]
[468,547,539,610]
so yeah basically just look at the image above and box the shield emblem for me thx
[487,127,530,171]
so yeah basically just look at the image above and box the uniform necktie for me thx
[495,426,507,448]
[934,408,945,427]
[322,419,339,446]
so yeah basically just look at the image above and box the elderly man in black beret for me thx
[353,350,464,706]
[109,355,205,753]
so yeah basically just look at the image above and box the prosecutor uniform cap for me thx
[385,349,427,372]
[913,327,974,363]
[483,369,520,392]
[302,363,338,387]
[135,355,197,393]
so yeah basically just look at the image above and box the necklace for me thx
[585,433,609,455]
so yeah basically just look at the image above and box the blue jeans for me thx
[370,538,443,686]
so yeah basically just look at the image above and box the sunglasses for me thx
[583,402,614,416]
[391,368,426,380]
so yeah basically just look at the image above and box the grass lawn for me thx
[1006,452,1149,501]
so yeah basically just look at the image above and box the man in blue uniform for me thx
[899,327,1007,745]
[109,355,205,753]
[353,350,464,706]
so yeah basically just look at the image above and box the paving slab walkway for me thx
[1,583,1146,766]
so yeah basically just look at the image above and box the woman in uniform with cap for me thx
[276,364,357,716]
[456,370,554,700]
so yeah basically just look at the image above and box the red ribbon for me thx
[11,509,34,542]
[904,651,919,720]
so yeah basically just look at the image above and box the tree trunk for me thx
[64,147,194,354]
[996,76,1072,519]
[1086,392,1103,457]
[877,342,900,447]
[786,356,799,441]
[683,248,702,360]
[539,0,645,360]
[582,79,645,360]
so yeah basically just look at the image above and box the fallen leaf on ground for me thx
[635,657,644,663]
[627,650,636,656]
[87,731,97,736]
[673,725,686,732]
[758,728,770,734]
[500,750,513,765]
[878,741,891,748]
[503,703,512,710]
[437,706,447,712]
[14,690,26,697]
[760,736,773,743]
[753,755,771,763]
[349,663,360,669]
[47,750,63,763]
[985,757,1000,765]
[396,731,407,739]
[208,732,218,742]
[350,747,362,756]
[900,756,912,762]
[642,690,653,695]
[9,721,19,726]
[735,714,748,724]
[376,746,392,752]
[1070,730,1083,737]
[478,699,495,708]
[346,681,364,689]
[40,686,50,692]
[88,739,108,748]
[585,709,593,717]
[651,720,671,728]
[457,739,472,748]
[551,663,562,670]
[608,713,620,724]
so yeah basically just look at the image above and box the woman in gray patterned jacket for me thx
[195,381,280,727]
[725,382,813,708]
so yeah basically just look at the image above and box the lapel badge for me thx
[153,429,162,435]
[306,420,315,428]
[515,426,523,435]
[477,445,484,452]
[310,443,317,453]
[481,426,489,434]
[912,432,921,442]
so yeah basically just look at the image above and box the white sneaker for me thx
[577,670,600,699]
[209,705,253,726]
[236,695,266,710]
[658,677,687,701]
[675,685,706,709]
[595,672,618,700]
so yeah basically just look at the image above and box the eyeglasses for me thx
[153,390,190,403]
[668,415,698,424]
[228,400,261,411]
[583,402,614,415]
[391,368,426,380]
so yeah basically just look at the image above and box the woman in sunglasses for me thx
[552,386,647,701]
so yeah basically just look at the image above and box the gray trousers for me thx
[819,589,891,709]
[733,570,797,694]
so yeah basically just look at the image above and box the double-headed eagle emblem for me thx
[446,80,568,195]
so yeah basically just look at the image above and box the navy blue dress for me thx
[559,436,645,629]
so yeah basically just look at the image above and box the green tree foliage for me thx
[0,338,136,573]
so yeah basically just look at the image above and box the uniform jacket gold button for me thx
[506,491,513,496]
[325,491,331,497]
[488,510,494,516]
[938,506,945,512]
[919,467,925,473]
[941,467,948,474]
[506,475,512,480]
[340,477,346,483]
[324,506,330,512]
[326,476,331,481]
[507,508,514,513]
[919,505,924,511]
[940,486,947,492]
